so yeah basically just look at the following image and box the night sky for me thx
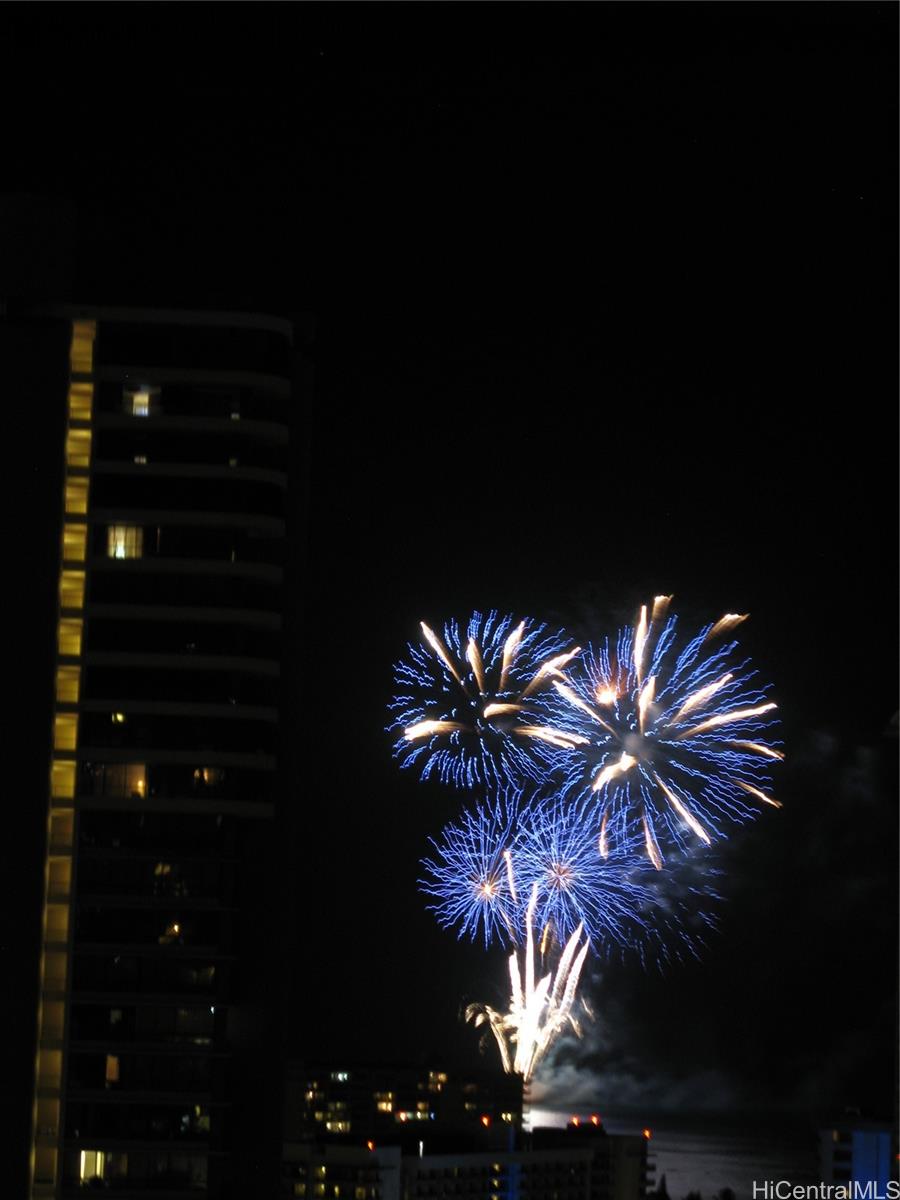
[4,2,897,1182]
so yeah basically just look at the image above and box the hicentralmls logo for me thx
[753,1184,900,1200]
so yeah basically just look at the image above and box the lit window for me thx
[68,381,93,420]
[124,385,160,417]
[111,712,127,724]
[134,454,148,464]
[62,523,87,562]
[325,1120,351,1133]
[331,1071,349,1082]
[58,617,83,657]
[79,1149,105,1183]
[107,525,143,559]
[59,569,85,610]
[50,760,76,799]
[193,766,225,790]
[54,714,78,752]
[65,477,89,515]
[295,1187,307,1198]
[70,320,96,376]
[105,1054,120,1085]
[65,427,92,468]
[159,920,183,945]
[56,665,80,703]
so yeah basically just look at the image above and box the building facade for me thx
[28,306,303,1198]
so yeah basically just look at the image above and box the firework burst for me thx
[547,597,783,866]
[466,883,591,1083]
[391,611,583,789]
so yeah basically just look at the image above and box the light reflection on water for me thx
[528,1108,820,1199]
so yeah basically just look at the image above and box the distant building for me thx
[818,1121,897,1187]
[282,1079,653,1200]
[285,1062,524,1144]
[23,304,307,1198]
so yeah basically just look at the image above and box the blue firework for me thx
[420,794,524,947]
[512,795,661,953]
[546,598,783,866]
[390,611,582,790]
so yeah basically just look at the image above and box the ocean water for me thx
[529,1109,820,1198]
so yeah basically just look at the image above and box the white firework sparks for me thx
[466,882,591,1083]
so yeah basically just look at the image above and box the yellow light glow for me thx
[65,477,89,515]
[65,427,92,468]
[68,380,93,420]
[53,714,78,752]
[50,760,76,799]
[58,617,83,656]
[56,665,80,703]
[70,320,96,375]
[59,569,85,610]
[62,523,87,562]
[595,686,617,705]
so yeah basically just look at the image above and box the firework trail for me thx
[546,597,782,866]
[391,611,583,789]
[466,883,590,1083]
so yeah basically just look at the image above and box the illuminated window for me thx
[159,920,183,945]
[65,427,92,468]
[62,523,87,562]
[59,569,85,610]
[58,617,82,656]
[111,711,127,724]
[134,454,148,464]
[54,714,78,751]
[70,320,96,375]
[80,1150,105,1183]
[325,1120,351,1133]
[56,665,80,703]
[330,1071,349,1082]
[105,1054,120,1085]
[193,766,225,790]
[295,1186,308,1198]
[124,385,160,417]
[65,477,89,515]
[107,525,143,559]
[68,381,93,420]
[50,760,76,799]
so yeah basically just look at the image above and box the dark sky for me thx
[4,0,897,1149]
